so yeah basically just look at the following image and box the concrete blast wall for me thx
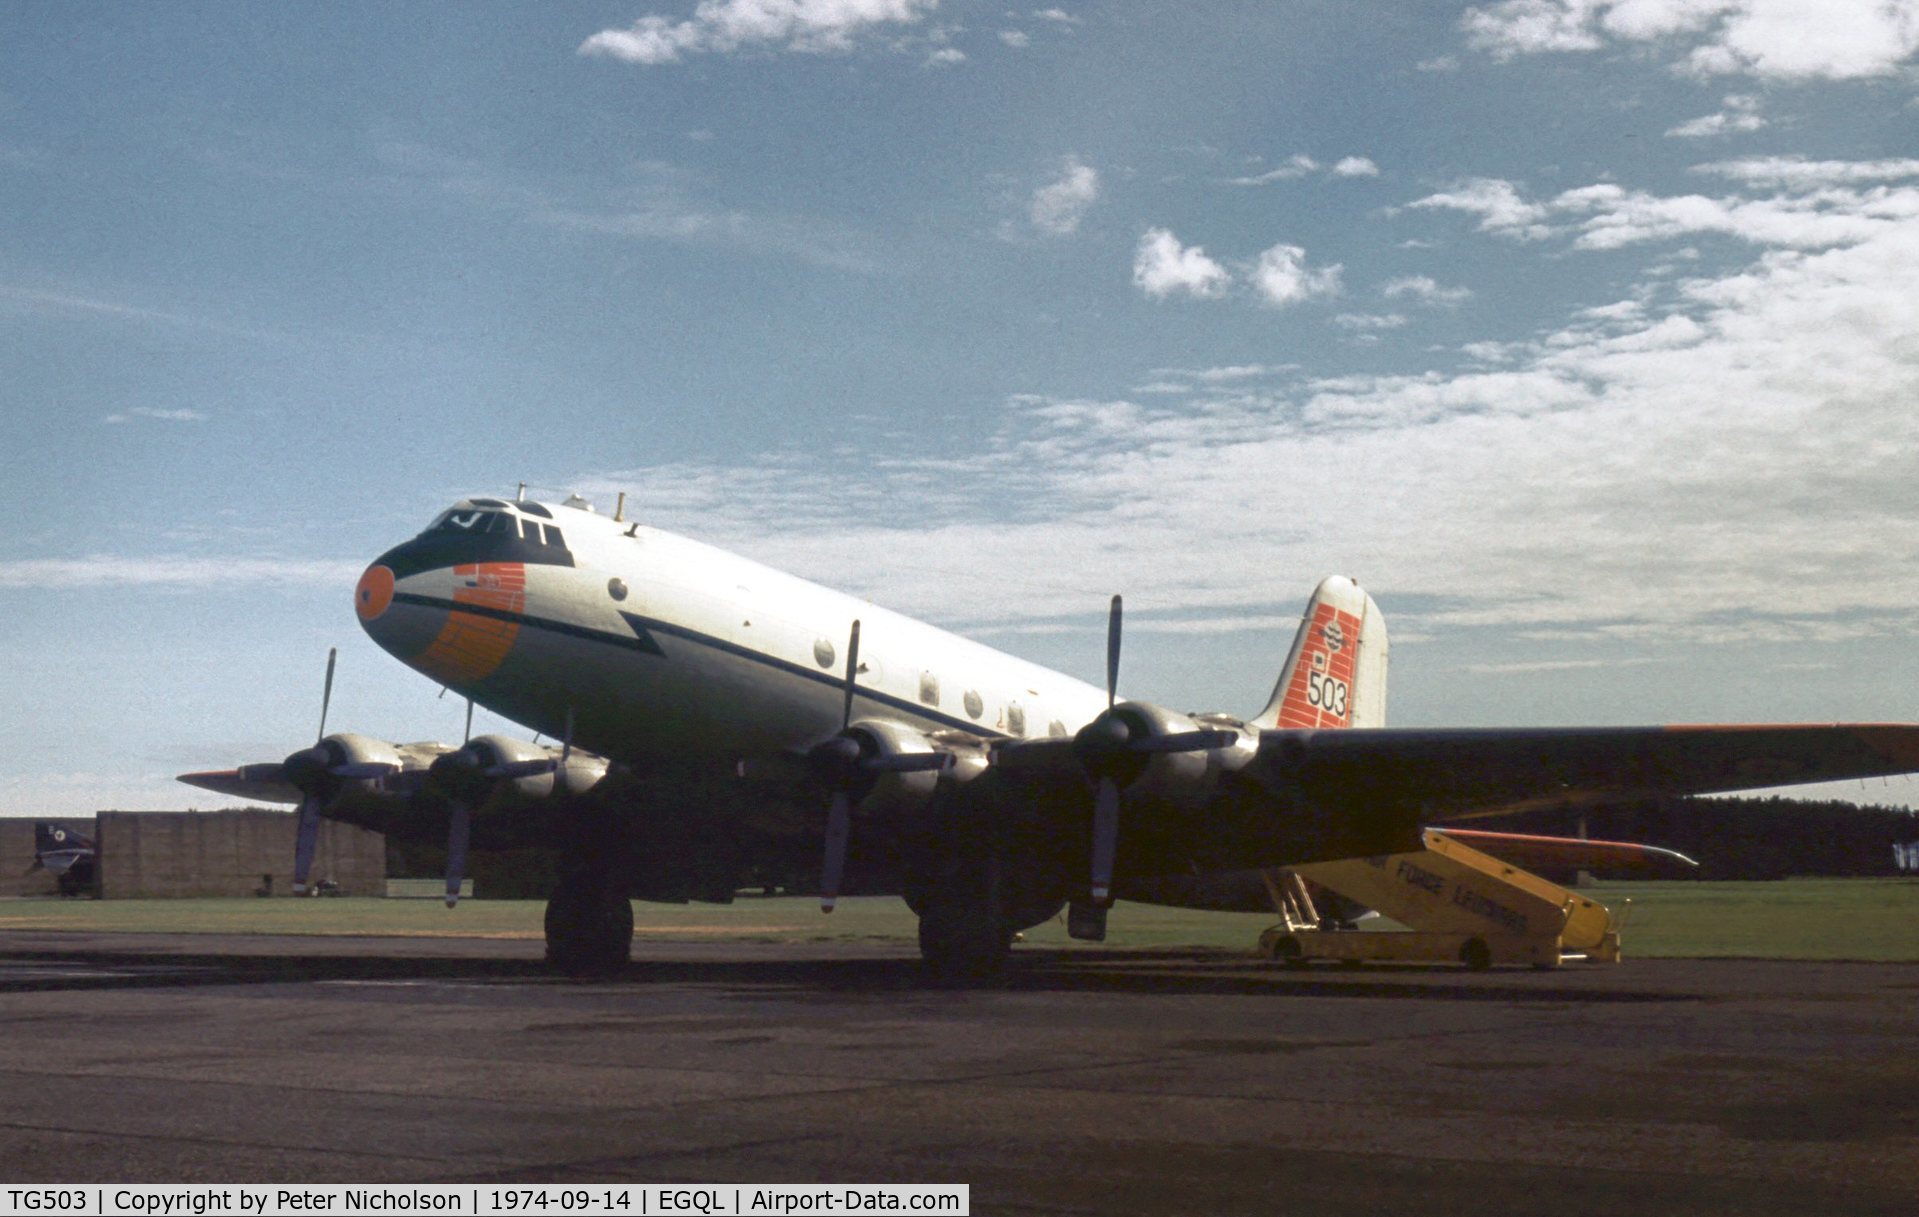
[95,810,385,898]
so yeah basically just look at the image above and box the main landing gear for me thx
[544,807,634,977]
[916,850,1013,984]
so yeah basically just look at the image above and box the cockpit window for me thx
[518,502,553,519]
[430,510,509,535]
[416,508,566,550]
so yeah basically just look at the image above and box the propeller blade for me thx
[1131,729,1239,754]
[1090,775,1120,906]
[821,789,852,913]
[463,699,474,745]
[292,793,322,895]
[317,648,337,743]
[841,620,862,732]
[559,707,574,771]
[444,799,471,908]
[1105,595,1122,710]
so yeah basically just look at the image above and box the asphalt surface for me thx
[0,931,1914,1215]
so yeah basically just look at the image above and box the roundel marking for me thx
[356,565,396,621]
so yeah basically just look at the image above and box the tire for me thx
[917,852,1009,986]
[544,883,633,976]
[1459,937,1493,971]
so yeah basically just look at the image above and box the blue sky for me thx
[6,1,1919,815]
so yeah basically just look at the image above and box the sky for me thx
[5,1,1919,816]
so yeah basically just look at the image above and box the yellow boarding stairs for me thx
[1258,828,1624,970]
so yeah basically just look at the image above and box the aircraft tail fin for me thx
[1250,576,1388,730]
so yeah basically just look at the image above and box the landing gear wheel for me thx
[544,879,633,976]
[916,853,1010,986]
[1459,936,1493,971]
[544,806,634,977]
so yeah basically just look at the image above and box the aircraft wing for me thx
[1259,723,1919,821]
[177,767,305,804]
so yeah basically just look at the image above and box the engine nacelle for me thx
[431,734,611,811]
[1109,701,1209,787]
[303,732,408,815]
[847,719,947,812]
[473,734,559,803]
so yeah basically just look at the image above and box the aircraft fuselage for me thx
[357,497,1115,771]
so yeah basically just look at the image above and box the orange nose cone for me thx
[355,564,395,621]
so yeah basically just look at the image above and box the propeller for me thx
[810,619,951,913]
[288,648,337,895]
[434,707,577,908]
[1074,596,1235,906]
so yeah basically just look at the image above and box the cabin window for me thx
[607,578,628,602]
[1049,719,1068,739]
[919,672,940,706]
[814,639,836,669]
[963,690,984,720]
[1006,703,1026,737]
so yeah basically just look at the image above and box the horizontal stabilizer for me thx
[1434,828,1697,876]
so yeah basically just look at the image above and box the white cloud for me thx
[1249,244,1343,307]
[540,201,882,273]
[1033,7,1079,22]
[1332,156,1381,177]
[1382,275,1475,306]
[1412,171,1919,251]
[1696,155,1919,188]
[1000,30,1031,48]
[1666,92,1767,137]
[580,0,941,65]
[1462,0,1919,80]
[0,556,362,590]
[1407,177,1556,238]
[101,407,210,425]
[1334,313,1407,344]
[925,46,965,65]
[1133,228,1231,299]
[1028,158,1100,236]
[1225,155,1319,186]
[566,159,1919,655]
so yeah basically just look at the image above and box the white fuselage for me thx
[359,498,1115,770]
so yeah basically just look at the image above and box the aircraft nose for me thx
[354,551,451,662]
[355,564,395,622]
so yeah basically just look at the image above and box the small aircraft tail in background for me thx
[29,822,97,897]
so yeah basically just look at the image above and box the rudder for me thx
[1251,576,1388,730]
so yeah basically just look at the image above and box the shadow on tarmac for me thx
[0,944,1700,1003]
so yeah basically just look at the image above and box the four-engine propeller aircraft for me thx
[182,493,1919,977]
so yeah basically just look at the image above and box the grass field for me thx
[3,879,1917,961]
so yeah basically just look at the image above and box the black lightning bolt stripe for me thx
[388,592,1010,738]
[391,593,664,655]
